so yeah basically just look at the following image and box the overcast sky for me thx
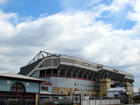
[0,0,140,92]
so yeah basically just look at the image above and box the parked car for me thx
[45,101,59,105]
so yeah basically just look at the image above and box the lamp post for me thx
[138,87,140,96]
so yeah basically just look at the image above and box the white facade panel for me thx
[41,76,100,94]
[90,100,95,105]
[100,99,105,104]
[96,100,100,105]
[107,91,119,97]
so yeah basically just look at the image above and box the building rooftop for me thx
[40,91,67,96]
[0,73,44,82]
[107,88,126,92]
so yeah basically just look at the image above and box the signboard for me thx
[113,69,118,72]
[73,94,81,105]
[118,91,127,98]
[83,63,89,67]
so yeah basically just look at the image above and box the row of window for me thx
[101,85,106,87]
[77,89,100,92]
[74,83,100,88]
[41,86,48,91]
[61,58,97,69]
[40,58,98,70]
[0,92,35,96]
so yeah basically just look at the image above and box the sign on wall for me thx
[83,63,89,67]
[73,94,81,105]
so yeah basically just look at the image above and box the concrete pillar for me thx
[35,93,39,105]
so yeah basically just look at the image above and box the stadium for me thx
[19,51,134,98]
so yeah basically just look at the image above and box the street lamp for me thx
[138,86,140,96]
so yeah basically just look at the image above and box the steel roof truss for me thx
[90,72,96,80]
[86,71,91,79]
[102,71,108,78]
[65,65,69,76]
[71,66,76,77]
[57,66,61,76]
[97,70,104,80]
[76,68,81,78]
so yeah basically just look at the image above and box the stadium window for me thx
[68,92,70,96]
[86,85,87,87]
[41,86,48,91]
[81,84,82,86]
[81,89,82,91]
[78,84,79,86]
[75,83,76,86]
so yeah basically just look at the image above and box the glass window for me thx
[5,92,8,95]
[0,96,3,99]
[10,82,25,92]
[18,83,21,87]
[61,58,69,62]
[14,83,17,87]
[41,86,48,91]
[53,59,57,66]
[22,88,25,92]
[40,59,52,67]
[14,88,17,91]
[75,61,83,65]
[69,59,75,63]
[18,88,21,92]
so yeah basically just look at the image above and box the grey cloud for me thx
[0,2,140,90]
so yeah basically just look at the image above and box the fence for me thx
[39,98,72,105]
[2,98,72,105]
[81,99,120,105]
[2,98,120,105]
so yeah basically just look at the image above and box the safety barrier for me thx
[81,99,120,105]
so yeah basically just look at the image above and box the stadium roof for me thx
[19,51,134,83]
